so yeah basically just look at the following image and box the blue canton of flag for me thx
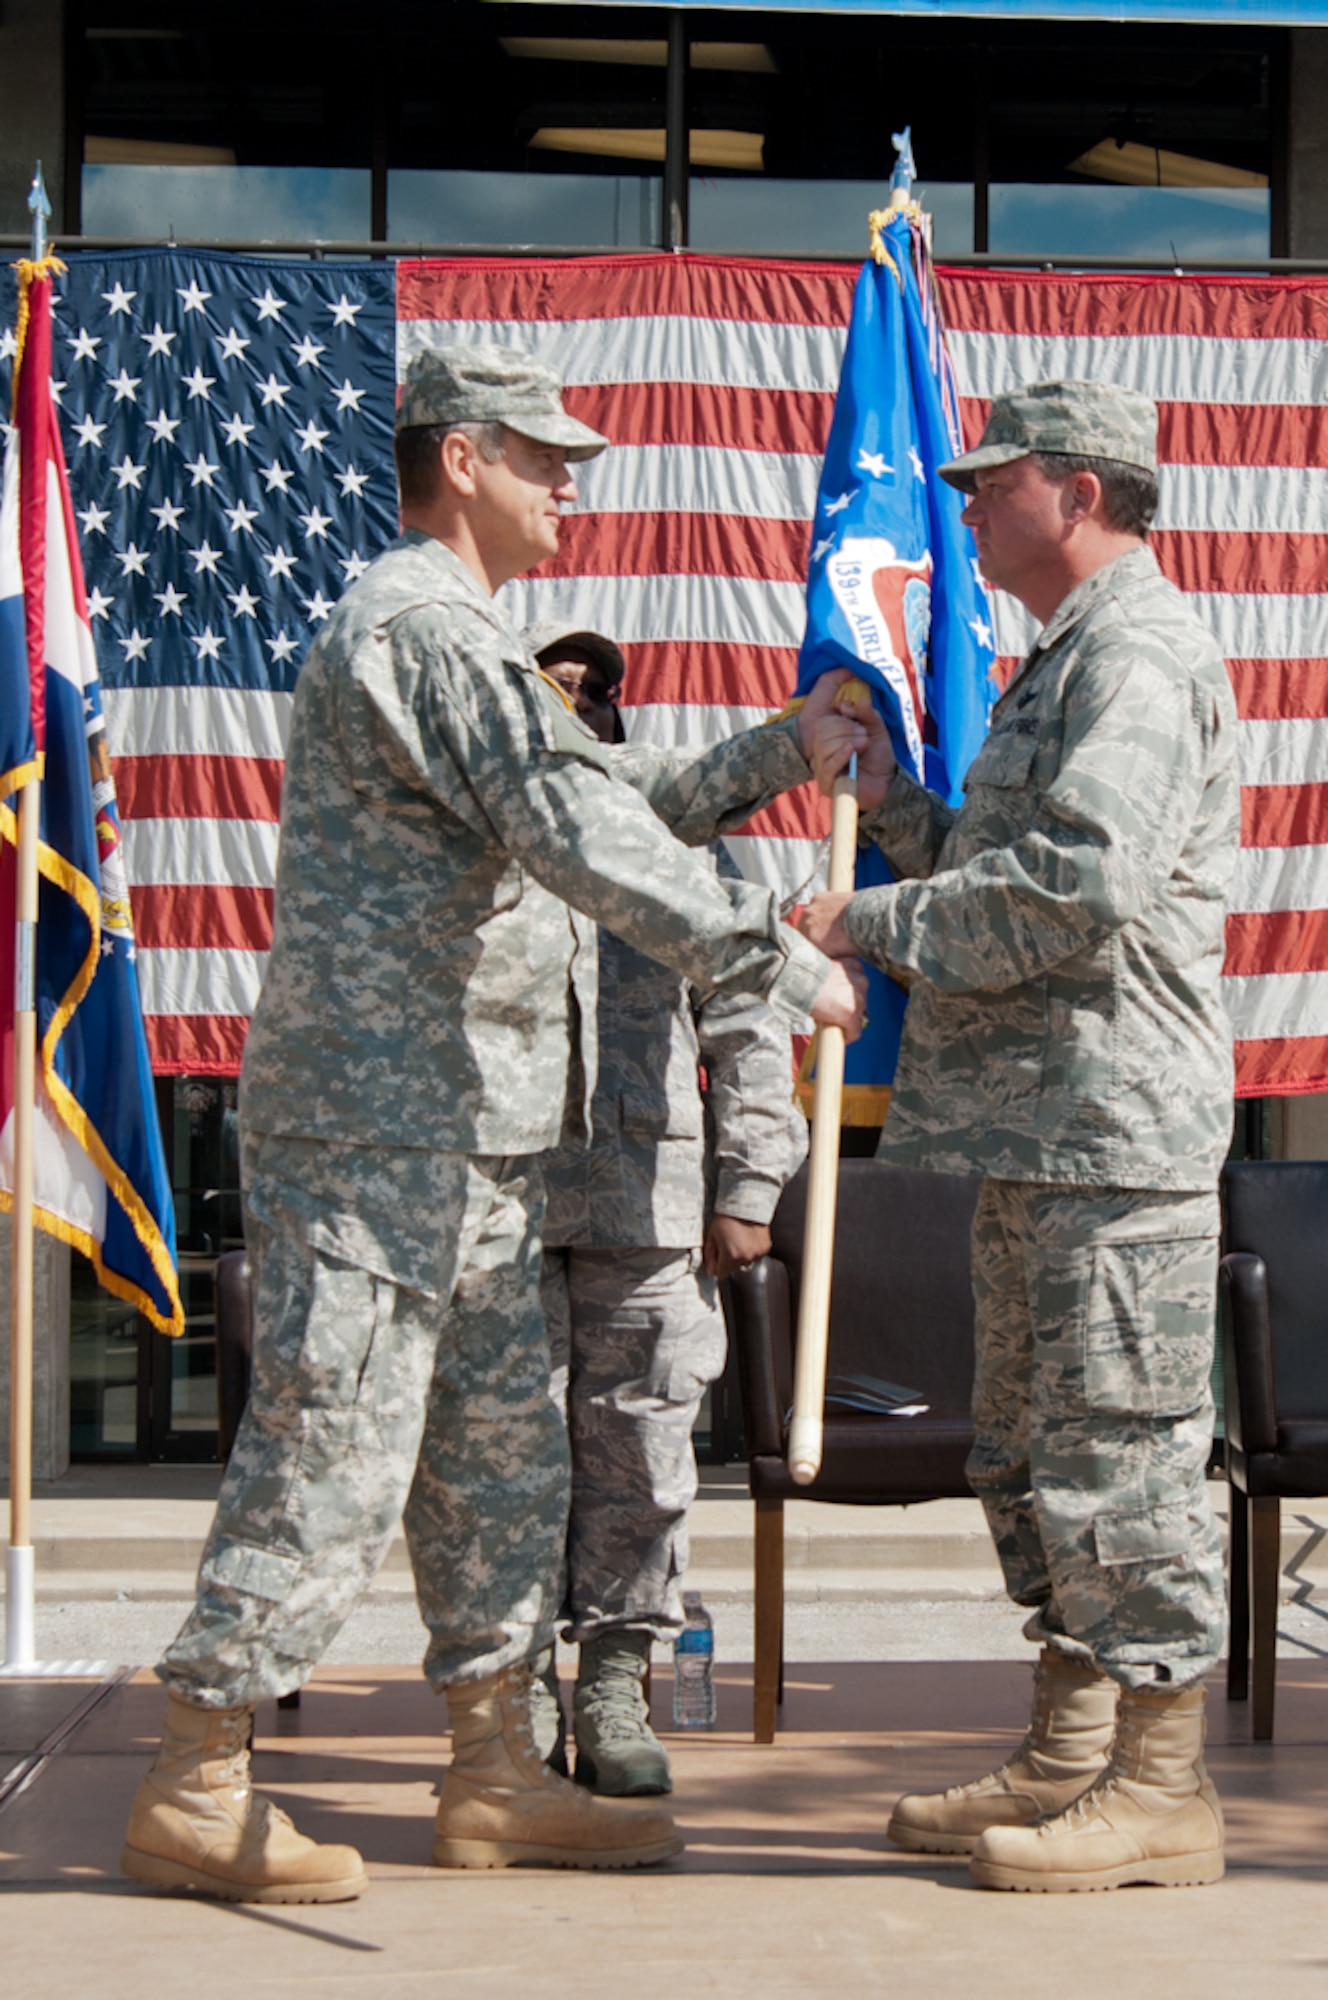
[0,249,397,703]
[795,209,998,1115]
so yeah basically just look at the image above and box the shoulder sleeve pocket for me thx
[963,724,1038,792]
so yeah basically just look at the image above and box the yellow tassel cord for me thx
[8,253,67,420]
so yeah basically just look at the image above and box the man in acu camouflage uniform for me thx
[120,344,864,1905]
[529,622,807,1796]
[801,381,1238,1894]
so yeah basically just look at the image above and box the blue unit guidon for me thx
[0,260,182,1333]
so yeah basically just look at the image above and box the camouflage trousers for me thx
[540,1246,727,1642]
[161,1145,569,1709]
[967,1179,1226,1693]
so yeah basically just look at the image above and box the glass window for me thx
[69,1253,142,1458]
[689,178,973,257]
[82,165,371,242]
[988,183,1268,261]
[389,169,660,249]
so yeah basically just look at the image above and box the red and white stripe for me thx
[128,255,1328,1097]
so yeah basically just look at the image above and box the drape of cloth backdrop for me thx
[1,247,1325,1099]
[0,260,181,1333]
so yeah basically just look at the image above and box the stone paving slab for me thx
[1,1660,1325,2000]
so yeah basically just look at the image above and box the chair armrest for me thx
[1220,1251,1278,1457]
[725,1256,793,1459]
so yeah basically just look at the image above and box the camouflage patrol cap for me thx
[938,379,1157,493]
[396,343,609,462]
[525,620,626,687]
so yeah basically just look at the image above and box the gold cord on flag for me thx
[8,253,66,417]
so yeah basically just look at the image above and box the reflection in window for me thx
[82,165,371,241]
[989,185,1269,262]
[389,170,661,249]
[689,181,973,259]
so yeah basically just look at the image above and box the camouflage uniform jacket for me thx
[846,547,1238,1191]
[543,845,808,1251]
[240,531,826,1163]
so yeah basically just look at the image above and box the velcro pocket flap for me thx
[201,1539,302,1605]
[1093,1501,1189,1569]
[963,723,1038,792]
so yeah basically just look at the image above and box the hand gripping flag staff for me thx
[785,133,997,1486]
[2,169,182,1670]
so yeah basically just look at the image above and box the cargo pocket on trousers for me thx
[200,1538,302,1605]
[1082,1236,1216,1418]
[1093,1500,1190,1569]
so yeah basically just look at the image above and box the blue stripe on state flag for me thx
[794,211,997,1110]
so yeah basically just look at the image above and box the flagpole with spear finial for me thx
[786,132,918,1489]
[4,162,50,1669]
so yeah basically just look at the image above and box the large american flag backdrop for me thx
[2,248,1325,1097]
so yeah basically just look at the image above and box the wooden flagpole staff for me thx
[786,752,859,1486]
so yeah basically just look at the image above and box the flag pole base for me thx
[5,1545,36,1669]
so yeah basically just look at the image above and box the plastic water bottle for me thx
[673,1590,716,1728]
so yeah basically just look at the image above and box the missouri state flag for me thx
[795,205,998,1120]
[0,258,181,1334]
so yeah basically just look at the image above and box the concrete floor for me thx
[3,1658,1327,2000]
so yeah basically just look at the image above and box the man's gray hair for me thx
[1031,451,1159,538]
[393,419,507,504]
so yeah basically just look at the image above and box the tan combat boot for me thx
[887,1648,1118,1855]
[120,1693,368,1903]
[970,1680,1224,1892]
[432,1661,683,1869]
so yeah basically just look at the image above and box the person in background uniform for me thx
[120,344,865,1905]
[529,622,807,1796]
[801,381,1238,1895]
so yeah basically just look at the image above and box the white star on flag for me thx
[217,327,250,361]
[113,455,146,489]
[329,294,361,326]
[119,628,152,660]
[109,369,141,403]
[824,492,850,516]
[333,378,366,413]
[300,506,332,540]
[228,584,261,616]
[87,586,115,619]
[336,465,369,497]
[220,412,255,447]
[224,498,260,534]
[146,409,182,445]
[291,335,325,368]
[969,615,994,649]
[182,365,216,401]
[154,583,187,615]
[68,328,101,361]
[261,460,294,493]
[102,282,136,315]
[340,551,369,581]
[191,627,225,660]
[73,414,106,449]
[811,537,834,562]
[177,279,212,313]
[258,374,292,408]
[295,417,329,454]
[150,497,185,532]
[857,449,890,478]
[184,453,219,487]
[189,542,223,574]
[267,630,301,661]
[304,591,333,621]
[117,543,149,576]
[142,323,176,357]
[253,288,289,322]
[265,545,298,579]
[78,500,111,535]
[908,445,926,479]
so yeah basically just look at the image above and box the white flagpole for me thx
[5,162,51,1670]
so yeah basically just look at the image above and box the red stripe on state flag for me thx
[115,754,284,823]
[130,883,273,953]
[145,1013,250,1076]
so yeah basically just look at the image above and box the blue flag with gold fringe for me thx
[795,203,997,1122]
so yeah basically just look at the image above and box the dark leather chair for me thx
[1221,1159,1328,1740]
[726,1158,980,1740]
[214,1248,254,1463]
